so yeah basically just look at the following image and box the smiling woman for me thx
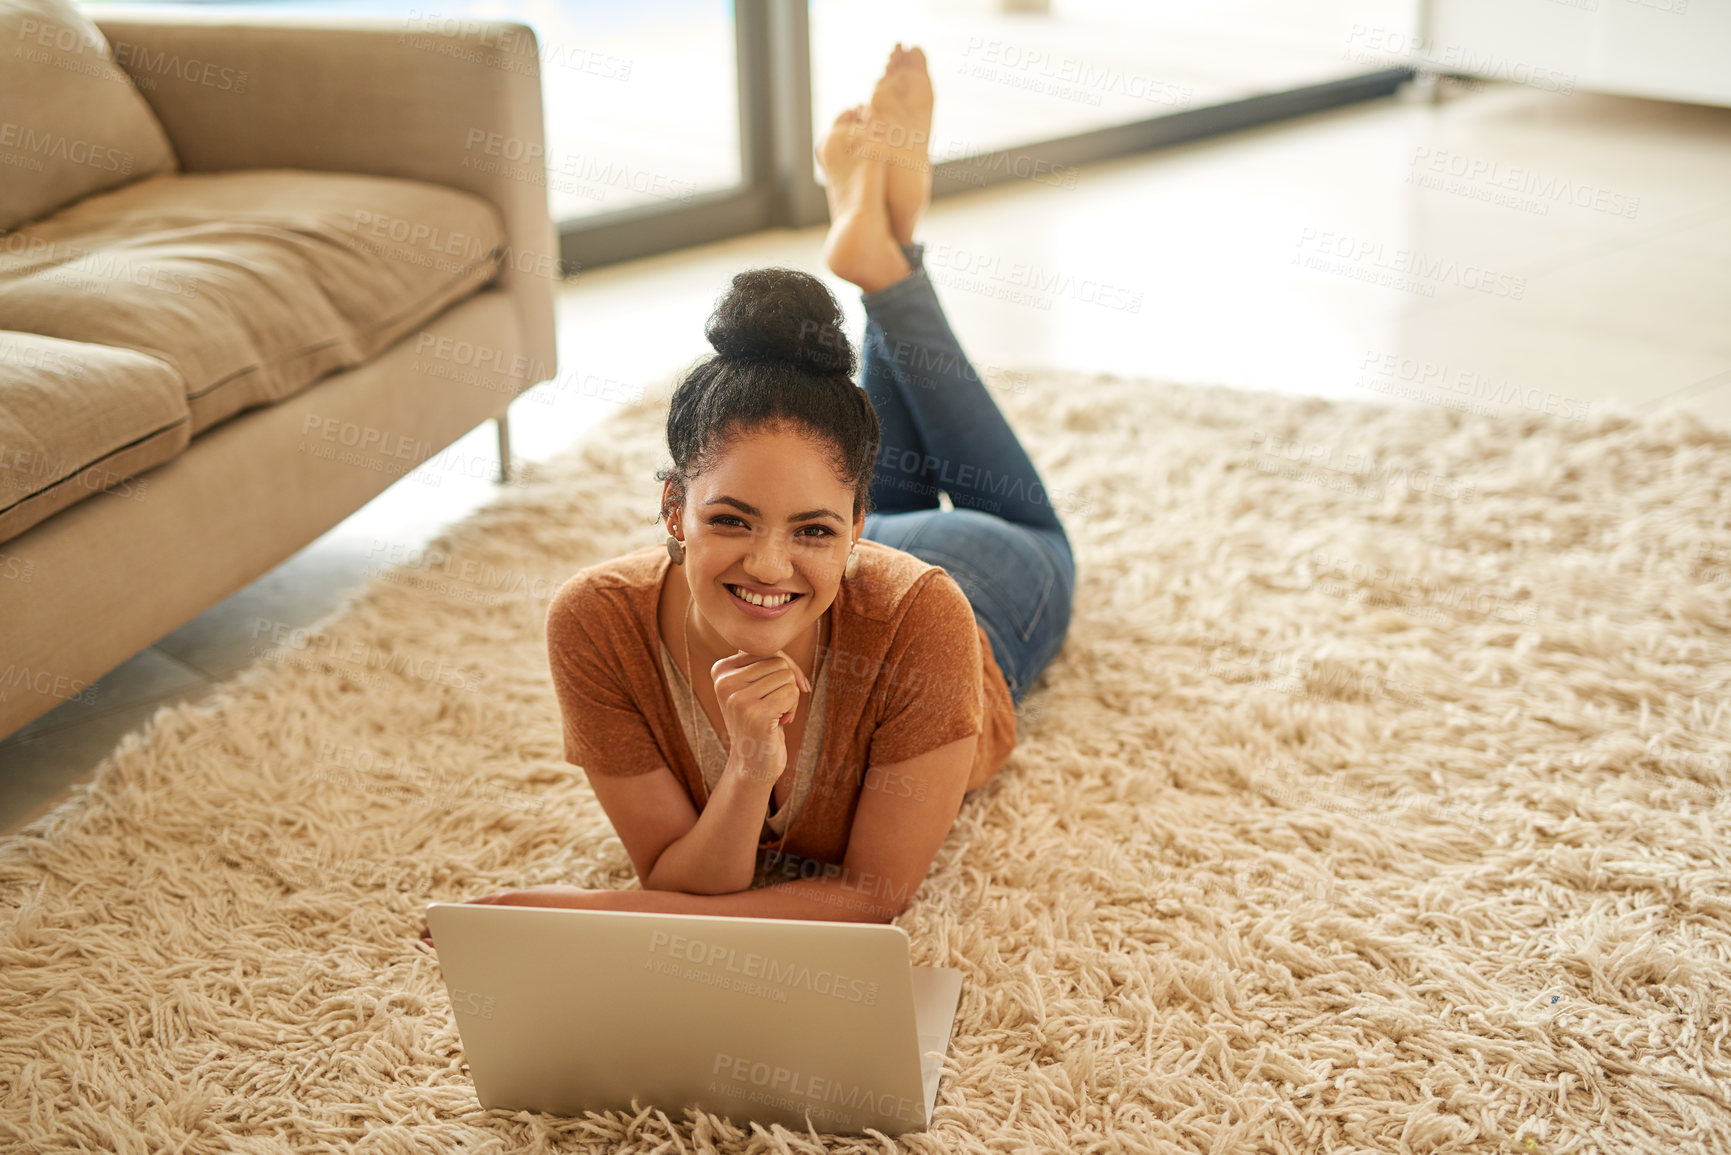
[447,45,1076,929]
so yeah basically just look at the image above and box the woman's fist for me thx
[709,649,812,783]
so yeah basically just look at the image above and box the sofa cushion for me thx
[0,170,507,435]
[0,331,190,545]
[0,0,179,231]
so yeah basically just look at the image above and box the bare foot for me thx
[815,105,911,294]
[867,43,934,248]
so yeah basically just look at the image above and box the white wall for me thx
[1421,0,1731,107]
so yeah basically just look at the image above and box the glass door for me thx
[811,0,1418,197]
[532,0,741,223]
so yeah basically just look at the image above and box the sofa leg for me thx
[495,411,512,483]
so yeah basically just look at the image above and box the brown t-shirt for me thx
[545,540,1017,868]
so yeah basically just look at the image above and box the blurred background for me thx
[100,0,1420,237]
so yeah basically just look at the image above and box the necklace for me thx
[676,586,825,864]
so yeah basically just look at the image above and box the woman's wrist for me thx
[724,757,782,787]
[724,735,785,786]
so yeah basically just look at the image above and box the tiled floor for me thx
[4,77,1729,834]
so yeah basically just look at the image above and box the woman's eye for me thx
[708,516,832,538]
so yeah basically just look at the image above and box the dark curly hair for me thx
[654,267,881,525]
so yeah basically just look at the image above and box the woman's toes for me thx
[867,44,934,246]
[815,106,867,180]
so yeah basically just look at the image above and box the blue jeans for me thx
[856,243,1075,705]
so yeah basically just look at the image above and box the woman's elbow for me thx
[843,879,912,923]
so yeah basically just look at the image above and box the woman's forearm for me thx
[600,874,900,923]
[644,759,777,893]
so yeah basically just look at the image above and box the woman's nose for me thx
[742,532,793,581]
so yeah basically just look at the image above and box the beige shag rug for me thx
[3,368,1730,1154]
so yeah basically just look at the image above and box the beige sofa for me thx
[0,2,558,739]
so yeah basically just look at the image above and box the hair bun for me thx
[704,267,858,377]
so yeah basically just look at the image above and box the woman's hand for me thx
[417,885,610,947]
[709,649,812,784]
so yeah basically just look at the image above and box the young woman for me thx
[451,45,1074,927]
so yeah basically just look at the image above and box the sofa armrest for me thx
[85,7,558,379]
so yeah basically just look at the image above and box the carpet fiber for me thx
[4,370,1730,1153]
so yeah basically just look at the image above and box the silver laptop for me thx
[424,903,965,1136]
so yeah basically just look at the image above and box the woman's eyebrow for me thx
[704,496,845,524]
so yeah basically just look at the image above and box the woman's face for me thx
[669,425,866,658]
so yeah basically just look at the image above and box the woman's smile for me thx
[724,582,802,616]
